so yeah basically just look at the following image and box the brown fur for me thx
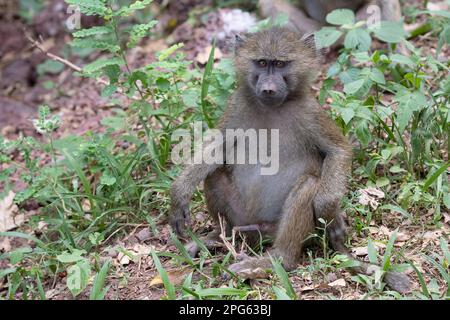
[169,27,410,293]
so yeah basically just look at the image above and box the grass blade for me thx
[90,259,111,300]
[150,248,176,299]
[270,255,296,299]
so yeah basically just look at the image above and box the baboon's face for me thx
[235,27,317,108]
[248,58,290,107]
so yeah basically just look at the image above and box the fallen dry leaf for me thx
[0,191,24,232]
[117,252,131,265]
[131,244,153,256]
[0,237,11,252]
[352,246,369,256]
[379,226,409,242]
[195,45,223,65]
[81,199,91,212]
[328,278,346,288]
[149,267,192,287]
[358,187,385,209]
[443,212,450,224]
[427,1,449,11]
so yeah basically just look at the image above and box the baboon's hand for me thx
[169,205,190,237]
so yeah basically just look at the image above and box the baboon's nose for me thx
[261,82,277,96]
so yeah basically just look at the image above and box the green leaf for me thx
[71,38,120,53]
[422,161,450,191]
[379,204,412,220]
[382,229,398,271]
[314,27,343,48]
[101,85,117,98]
[273,286,292,300]
[326,9,355,25]
[73,26,112,38]
[370,21,407,43]
[90,259,111,300]
[83,57,124,74]
[65,0,109,16]
[56,249,87,263]
[67,260,91,297]
[341,108,355,124]
[389,165,406,174]
[195,288,247,298]
[395,90,427,133]
[367,238,378,265]
[116,0,153,17]
[182,89,199,108]
[37,60,64,75]
[376,177,389,188]
[271,256,296,299]
[443,193,450,210]
[157,43,184,61]
[421,10,450,19]
[390,54,415,67]
[344,28,371,51]
[100,171,116,186]
[408,261,430,298]
[370,68,386,85]
[150,249,176,299]
[344,79,365,95]
[127,21,158,48]
[0,268,17,279]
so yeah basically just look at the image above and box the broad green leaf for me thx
[341,108,355,124]
[395,90,427,133]
[314,27,343,48]
[67,260,91,297]
[344,28,371,51]
[344,79,365,95]
[370,68,386,84]
[56,249,87,263]
[100,171,116,186]
[390,54,415,67]
[326,9,355,25]
[371,21,407,43]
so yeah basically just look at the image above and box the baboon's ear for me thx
[301,32,326,58]
[301,33,317,50]
[234,34,246,49]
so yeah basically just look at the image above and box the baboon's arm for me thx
[310,111,352,221]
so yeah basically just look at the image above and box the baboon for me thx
[169,27,411,293]
[258,0,403,35]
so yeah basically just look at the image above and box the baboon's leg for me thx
[228,174,318,275]
[184,168,243,257]
[272,174,318,269]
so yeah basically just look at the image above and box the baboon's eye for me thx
[275,60,286,68]
[257,59,267,67]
